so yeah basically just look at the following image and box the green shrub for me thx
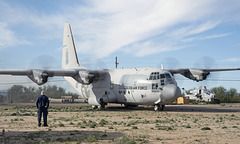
[58,123,65,127]
[99,119,108,126]
[201,127,211,130]
[132,126,138,129]
[86,135,97,142]
[114,136,136,144]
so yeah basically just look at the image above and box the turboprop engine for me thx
[72,69,102,85]
[181,69,210,82]
[28,69,49,85]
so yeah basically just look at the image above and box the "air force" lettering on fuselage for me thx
[120,86,148,90]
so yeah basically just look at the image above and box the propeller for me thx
[80,57,108,85]
[158,57,184,87]
[80,57,107,69]
[158,57,180,69]
[194,56,219,87]
[28,55,58,69]
[27,55,59,85]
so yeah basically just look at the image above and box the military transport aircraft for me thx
[1,23,240,111]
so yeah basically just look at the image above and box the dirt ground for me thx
[0,102,240,144]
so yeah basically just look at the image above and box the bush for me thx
[99,119,108,126]
[132,126,138,129]
[58,123,65,127]
[114,136,136,144]
[86,135,97,142]
[201,127,211,130]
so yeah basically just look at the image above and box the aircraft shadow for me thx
[102,105,240,113]
[165,105,240,113]
[0,130,124,144]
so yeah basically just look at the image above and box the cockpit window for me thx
[152,83,158,89]
[149,72,172,80]
[149,76,153,80]
[149,72,159,80]
[160,74,165,79]
[165,73,171,78]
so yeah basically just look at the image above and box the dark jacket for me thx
[36,95,49,109]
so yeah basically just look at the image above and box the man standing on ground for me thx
[36,91,49,127]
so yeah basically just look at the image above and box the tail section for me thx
[62,22,80,69]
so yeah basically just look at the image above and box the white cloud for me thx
[69,0,238,57]
[222,57,240,62]
[121,40,183,57]
[167,21,222,42]
[1,0,240,57]
[183,33,231,42]
[0,23,30,49]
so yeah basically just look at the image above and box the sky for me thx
[1,0,240,93]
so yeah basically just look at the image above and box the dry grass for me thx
[0,103,240,144]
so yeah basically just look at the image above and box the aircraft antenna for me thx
[115,56,119,68]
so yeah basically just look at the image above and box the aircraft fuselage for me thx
[65,67,181,107]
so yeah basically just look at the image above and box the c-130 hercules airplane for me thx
[1,23,240,111]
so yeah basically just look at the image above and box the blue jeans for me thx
[38,107,48,126]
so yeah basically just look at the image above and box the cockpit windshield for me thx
[149,72,172,80]
[165,73,171,78]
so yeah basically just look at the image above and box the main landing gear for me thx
[154,104,165,111]
[92,103,106,110]
[124,104,138,109]
[92,98,106,110]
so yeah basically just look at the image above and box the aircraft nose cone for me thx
[162,84,181,103]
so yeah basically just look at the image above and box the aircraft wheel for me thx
[132,105,138,107]
[98,103,106,109]
[98,98,106,109]
[92,105,98,109]
[124,104,129,108]
[154,104,160,111]
[160,105,165,111]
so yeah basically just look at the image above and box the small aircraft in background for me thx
[0,23,240,111]
[183,86,220,104]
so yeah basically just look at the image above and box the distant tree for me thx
[7,85,79,103]
[7,85,37,103]
[226,88,238,103]
[231,94,240,103]
[211,86,227,102]
[211,86,240,103]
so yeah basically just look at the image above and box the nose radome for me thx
[162,84,181,102]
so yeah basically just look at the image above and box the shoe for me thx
[43,125,48,127]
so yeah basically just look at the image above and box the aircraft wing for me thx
[0,69,107,85]
[165,68,240,82]
[0,69,77,76]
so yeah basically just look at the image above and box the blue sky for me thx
[1,0,240,92]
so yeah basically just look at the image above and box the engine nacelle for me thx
[28,69,49,85]
[72,70,101,85]
[181,69,210,82]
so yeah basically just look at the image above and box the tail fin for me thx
[62,22,80,69]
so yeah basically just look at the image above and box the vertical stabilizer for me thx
[62,22,80,69]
